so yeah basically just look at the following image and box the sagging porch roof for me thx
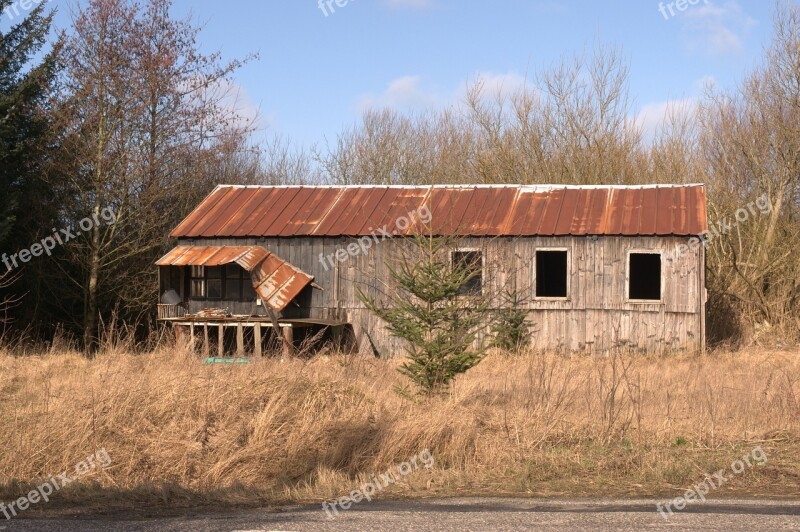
[155,245,313,312]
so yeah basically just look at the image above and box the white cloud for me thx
[680,0,757,55]
[465,71,529,100]
[357,75,441,112]
[178,77,264,132]
[357,71,530,114]
[693,75,718,92]
[636,98,698,143]
[635,73,716,143]
[222,81,263,127]
[194,77,263,129]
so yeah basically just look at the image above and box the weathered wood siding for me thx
[179,235,705,356]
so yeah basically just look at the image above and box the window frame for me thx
[224,263,249,301]
[188,264,255,302]
[450,249,484,297]
[204,266,223,301]
[189,265,207,300]
[625,250,664,303]
[533,247,570,301]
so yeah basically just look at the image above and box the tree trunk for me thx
[83,203,102,354]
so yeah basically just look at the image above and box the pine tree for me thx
[0,1,59,249]
[0,2,60,331]
[360,235,489,392]
[492,288,531,352]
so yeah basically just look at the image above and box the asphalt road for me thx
[3,498,800,531]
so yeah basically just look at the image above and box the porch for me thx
[155,245,349,357]
[161,310,350,357]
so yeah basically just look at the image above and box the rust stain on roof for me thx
[156,245,313,312]
[170,184,708,238]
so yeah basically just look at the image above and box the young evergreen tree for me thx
[360,235,489,393]
[492,288,531,352]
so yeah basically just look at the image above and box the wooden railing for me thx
[157,304,187,320]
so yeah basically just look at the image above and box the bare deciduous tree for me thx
[699,1,800,344]
[49,0,258,352]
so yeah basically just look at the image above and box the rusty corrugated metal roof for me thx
[156,245,313,312]
[170,184,708,238]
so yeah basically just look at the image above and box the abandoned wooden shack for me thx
[156,184,708,356]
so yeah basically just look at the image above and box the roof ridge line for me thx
[214,183,705,190]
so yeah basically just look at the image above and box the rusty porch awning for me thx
[155,245,314,312]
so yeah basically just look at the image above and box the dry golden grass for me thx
[1,342,799,514]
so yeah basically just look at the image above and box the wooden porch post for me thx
[266,308,293,356]
[218,323,224,357]
[331,325,344,351]
[236,323,244,357]
[253,323,262,357]
[174,324,187,347]
[282,325,294,357]
[203,324,209,357]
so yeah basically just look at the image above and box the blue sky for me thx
[40,0,776,148]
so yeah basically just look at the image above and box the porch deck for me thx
[161,306,348,358]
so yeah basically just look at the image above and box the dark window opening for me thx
[190,265,206,299]
[243,280,257,300]
[189,265,255,301]
[628,253,661,301]
[225,263,240,298]
[228,264,256,301]
[452,251,483,296]
[536,250,568,298]
[206,266,222,300]
[160,267,182,295]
